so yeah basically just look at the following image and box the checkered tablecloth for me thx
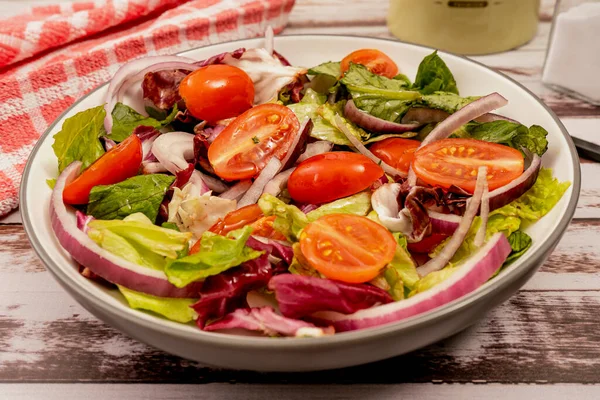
[0,0,294,216]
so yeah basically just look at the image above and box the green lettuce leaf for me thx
[165,226,263,288]
[52,105,106,173]
[466,120,549,156]
[110,103,178,142]
[118,286,197,323]
[490,168,570,224]
[308,61,341,78]
[306,192,371,222]
[341,63,421,122]
[413,51,458,95]
[505,231,533,265]
[409,267,455,297]
[386,233,420,299]
[87,213,192,270]
[258,194,308,242]
[87,174,175,222]
[393,73,412,87]
[420,92,479,114]
[288,243,322,277]
[318,101,370,141]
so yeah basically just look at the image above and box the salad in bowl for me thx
[46,33,570,338]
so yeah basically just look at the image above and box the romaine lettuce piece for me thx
[118,286,197,323]
[258,194,308,241]
[306,192,371,222]
[165,226,263,288]
[109,102,178,142]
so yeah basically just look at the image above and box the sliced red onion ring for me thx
[219,180,252,200]
[280,118,312,171]
[407,93,508,185]
[401,107,449,125]
[314,232,510,332]
[297,141,333,163]
[428,210,462,235]
[193,169,229,194]
[417,167,487,277]
[264,26,274,55]
[263,168,295,197]
[474,169,490,247]
[50,162,201,298]
[488,153,541,212]
[345,100,421,133]
[103,56,196,132]
[236,158,282,209]
[335,115,406,179]
[151,131,195,174]
[141,162,168,175]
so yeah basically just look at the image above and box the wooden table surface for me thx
[2,0,600,398]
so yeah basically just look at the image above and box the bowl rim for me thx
[20,34,581,350]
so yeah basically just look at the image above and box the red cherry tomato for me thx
[340,49,399,78]
[63,134,142,205]
[300,214,397,283]
[370,138,420,175]
[287,152,384,204]
[208,104,300,181]
[412,138,524,193]
[179,65,254,123]
[407,233,449,254]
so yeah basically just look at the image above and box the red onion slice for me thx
[297,141,333,163]
[488,154,541,212]
[407,93,508,185]
[103,56,196,132]
[236,158,282,209]
[428,210,462,235]
[475,112,519,124]
[417,166,487,277]
[345,100,421,133]
[219,180,252,200]
[315,232,511,332]
[474,169,490,247]
[50,162,201,298]
[151,131,195,174]
[141,162,168,175]
[263,168,296,197]
[280,118,313,171]
[401,107,450,125]
[335,115,406,178]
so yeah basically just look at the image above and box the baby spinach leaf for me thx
[413,51,459,95]
[110,103,178,142]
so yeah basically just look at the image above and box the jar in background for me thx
[387,0,540,55]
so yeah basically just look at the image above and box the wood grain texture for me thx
[2,383,600,400]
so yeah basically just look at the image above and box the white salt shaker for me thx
[542,0,600,105]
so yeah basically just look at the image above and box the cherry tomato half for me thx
[287,152,384,204]
[208,104,300,181]
[341,49,399,78]
[63,134,142,205]
[412,138,524,193]
[370,138,420,175]
[179,65,254,123]
[300,214,396,284]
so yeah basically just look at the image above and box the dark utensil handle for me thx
[572,136,600,163]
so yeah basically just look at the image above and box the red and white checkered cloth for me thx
[0,0,295,216]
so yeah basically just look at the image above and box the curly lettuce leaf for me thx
[110,103,178,142]
[87,213,191,270]
[52,105,106,173]
[306,192,372,222]
[308,61,341,78]
[505,231,533,265]
[87,174,175,222]
[413,51,458,95]
[165,226,263,288]
[341,63,420,122]
[118,286,197,323]
[258,194,308,242]
[379,233,420,300]
[466,121,549,156]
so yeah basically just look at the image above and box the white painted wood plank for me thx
[2,383,600,400]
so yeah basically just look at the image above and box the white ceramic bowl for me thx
[21,35,580,372]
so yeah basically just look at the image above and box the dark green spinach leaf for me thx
[110,103,178,142]
[413,51,459,95]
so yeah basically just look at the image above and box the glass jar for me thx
[542,0,600,105]
[387,0,540,55]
